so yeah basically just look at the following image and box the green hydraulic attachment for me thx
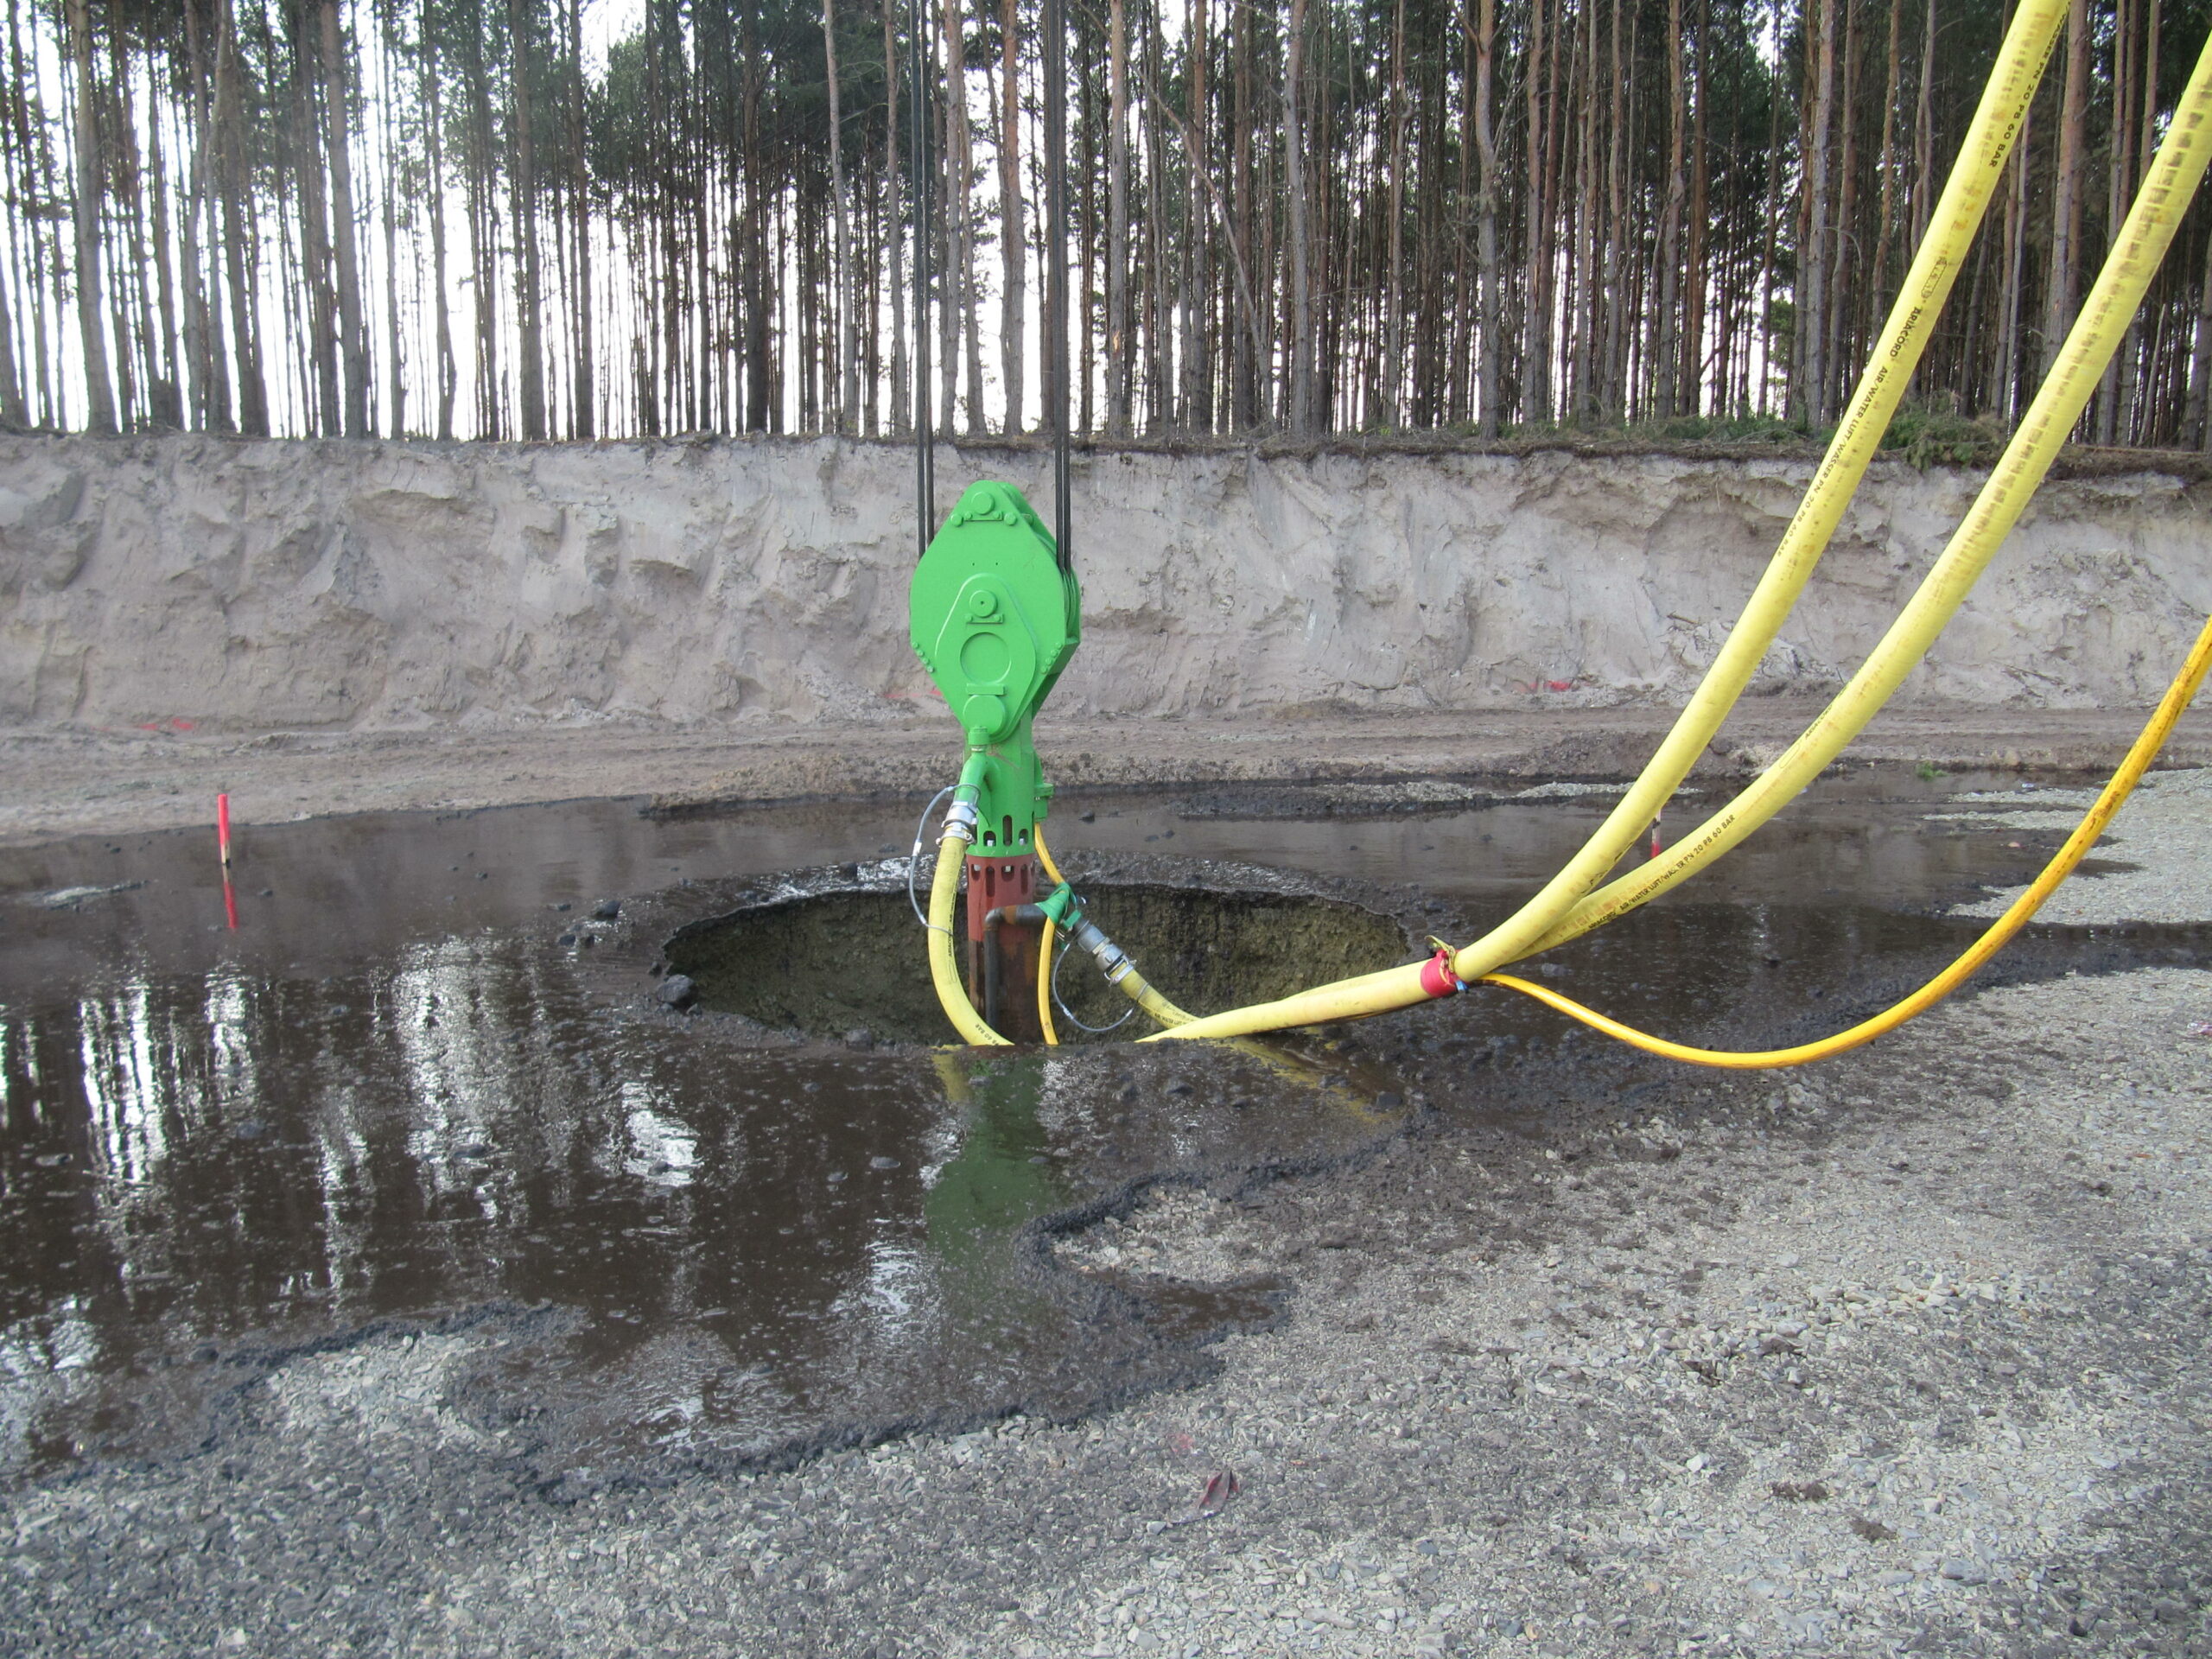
[908,481,1082,855]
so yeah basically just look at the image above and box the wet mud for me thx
[0,770,2202,1495]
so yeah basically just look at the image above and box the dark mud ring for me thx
[646,850,1468,1049]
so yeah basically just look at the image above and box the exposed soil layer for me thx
[5,435,2209,734]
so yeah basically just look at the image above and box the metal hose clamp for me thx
[1071,918,1132,982]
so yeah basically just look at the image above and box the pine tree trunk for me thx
[0,1,42,428]
[1181,0,1211,430]
[1871,0,1903,333]
[568,0,593,436]
[2189,226,2212,448]
[995,0,1025,432]
[465,15,499,437]
[143,71,183,426]
[948,0,983,431]
[1144,14,1171,429]
[65,0,117,432]
[423,0,454,439]
[1601,0,1630,418]
[1380,0,1408,428]
[1105,0,1130,434]
[1230,0,1255,429]
[2041,0,2088,381]
[1522,0,1550,422]
[2095,0,2132,442]
[744,16,772,432]
[215,0,266,435]
[1078,34,1096,433]
[2107,0,2157,442]
[881,0,907,435]
[825,0,857,433]
[1753,0,1783,416]
[1284,0,1315,435]
[1654,0,1687,418]
[931,0,953,430]
[1446,15,1471,424]
[319,0,369,435]
[13,0,61,428]
[0,182,22,424]
[382,67,403,438]
[1912,0,1935,244]
[1996,101,2030,416]
[505,0,545,439]
[94,52,138,426]
[1567,0,1596,421]
[1824,0,1859,419]
[1801,0,1837,426]
[294,2,338,432]
[1471,0,1499,435]
[1682,0,1709,414]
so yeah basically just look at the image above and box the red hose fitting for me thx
[1419,944,1465,999]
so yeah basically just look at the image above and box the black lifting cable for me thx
[1041,0,1071,572]
[910,0,1069,575]
[909,0,935,560]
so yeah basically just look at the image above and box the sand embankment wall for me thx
[0,434,2206,730]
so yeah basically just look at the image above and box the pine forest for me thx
[6,0,2212,449]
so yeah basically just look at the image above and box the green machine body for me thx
[908,481,1081,855]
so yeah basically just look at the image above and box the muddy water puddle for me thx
[0,770,2198,1484]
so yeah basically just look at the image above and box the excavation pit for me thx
[664,877,1413,1045]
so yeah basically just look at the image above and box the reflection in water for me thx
[622,1084,699,1190]
[921,1052,1062,1345]
[0,919,1395,1478]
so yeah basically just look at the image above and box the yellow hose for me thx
[1116,969,1198,1029]
[1522,26,2212,960]
[1037,912,1060,1045]
[928,755,1014,1046]
[1036,825,1069,889]
[928,825,1011,1045]
[1036,823,1200,1030]
[1481,610,2212,1067]
[1035,828,1064,1044]
[1144,0,2069,1043]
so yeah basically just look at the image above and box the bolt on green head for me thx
[908,481,1082,855]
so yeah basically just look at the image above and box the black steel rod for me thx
[909,0,934,560]
[1041,0,1070,569]
[982,904,1048,1033]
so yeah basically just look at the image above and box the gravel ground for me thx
[0,771,2205,1659]
[1942,767,2212,926]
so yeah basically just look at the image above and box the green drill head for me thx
[908,481,1081,855]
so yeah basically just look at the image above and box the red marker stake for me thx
[218,794,237,929]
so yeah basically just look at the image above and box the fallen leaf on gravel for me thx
[1170,1469,1238,1525]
